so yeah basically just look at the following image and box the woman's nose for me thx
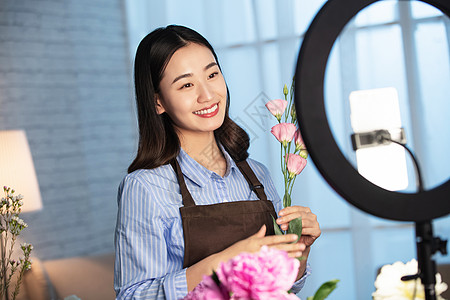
[197,82,214,102]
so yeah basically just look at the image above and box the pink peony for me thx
[265,99,288,121]
[285,154,307,179]
[216,246,300,300]
[184,275,228,300]
[271,123,296,147]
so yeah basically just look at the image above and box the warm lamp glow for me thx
[0,130,43,212]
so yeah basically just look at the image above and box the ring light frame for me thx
[295,0,450,222]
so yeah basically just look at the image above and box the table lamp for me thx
[0,130,43,212]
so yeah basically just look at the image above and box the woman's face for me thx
[156,43,227,140]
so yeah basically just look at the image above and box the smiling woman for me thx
[127,26,249,173]
[113,25,321,300]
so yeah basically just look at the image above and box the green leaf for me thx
[272,215,284,236]
[296,256,306,262]
[287,216,302,243]
[312,279,340,300]
[283,193,292,208]
[307,297,314,300]
[211,271,221,286]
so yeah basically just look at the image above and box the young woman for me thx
[114,25,321,300]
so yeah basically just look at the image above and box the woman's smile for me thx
[193,103,219,117]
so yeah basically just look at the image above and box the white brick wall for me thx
[0,0,137,260]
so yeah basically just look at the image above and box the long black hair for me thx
[128,25,250,173]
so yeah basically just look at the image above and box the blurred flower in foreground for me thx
[184,246,301,300]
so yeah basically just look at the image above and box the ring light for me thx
[294,0,450,222]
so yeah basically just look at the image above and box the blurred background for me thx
[0,0,449,299]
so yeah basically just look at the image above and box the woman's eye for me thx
[180,83,192,89]
[209,72,219,79]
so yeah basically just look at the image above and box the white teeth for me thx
[194,104,218,115]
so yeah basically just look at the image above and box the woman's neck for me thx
[179,132,227,177]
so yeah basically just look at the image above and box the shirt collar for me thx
[177,145,239,187]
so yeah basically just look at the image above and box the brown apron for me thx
[170,159,278,268]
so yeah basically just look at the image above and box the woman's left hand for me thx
[276,206,321,248]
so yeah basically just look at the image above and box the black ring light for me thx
[295,0,450,222]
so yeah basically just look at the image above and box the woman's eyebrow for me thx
[172,73,192,85]
[204,62,217,70]
[171,62,218,85]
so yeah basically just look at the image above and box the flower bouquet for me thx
[373,259,448,300]
[0,187,33,300]
[265,80,308,241]
[183,246,338,300]
[266,82,308,209]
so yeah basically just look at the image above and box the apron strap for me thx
[235,160,268,201]
[170,160,196,207]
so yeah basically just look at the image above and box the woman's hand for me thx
[217,225,306,262]
[276,206,321,280]
[276,206,321,247]
[187,225,306,291]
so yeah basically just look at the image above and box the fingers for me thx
[261,233,298,246]
[276,206,321,247]
[279,205,310,217]
[277,206,318,228]
[253,224,266,238]
[271,241,306,258]
[301,227,321,239]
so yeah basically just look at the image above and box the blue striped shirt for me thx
[114,148,310,299]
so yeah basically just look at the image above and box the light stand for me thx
[355,129,448,300]
[412,221,447,300]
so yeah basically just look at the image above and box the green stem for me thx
[1,232,8,300]
[280,143,284,182]
[12,252,29,300]
[284,90,289,123]
[290,174,298,196]
[4,234,17,296]
[283,146,289,207]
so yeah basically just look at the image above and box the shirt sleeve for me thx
[290,262,311,294]
[114,176,188,300]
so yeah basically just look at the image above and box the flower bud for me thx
[283,84,289,97]
[299,149,308,159]
[290,105,296,122]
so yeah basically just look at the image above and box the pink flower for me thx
[294,131,308,159]
[286,154,307,179]
[280,293,302,300]
[216,246,300,300]
[294,131,304,150]
[184,275,228,300]
[271,123,296,147]
[265,99,288,121]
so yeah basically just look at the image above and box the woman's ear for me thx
[155,94,165,115]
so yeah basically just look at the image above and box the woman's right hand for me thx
[186,225,305,291]
[217,224,306,263]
